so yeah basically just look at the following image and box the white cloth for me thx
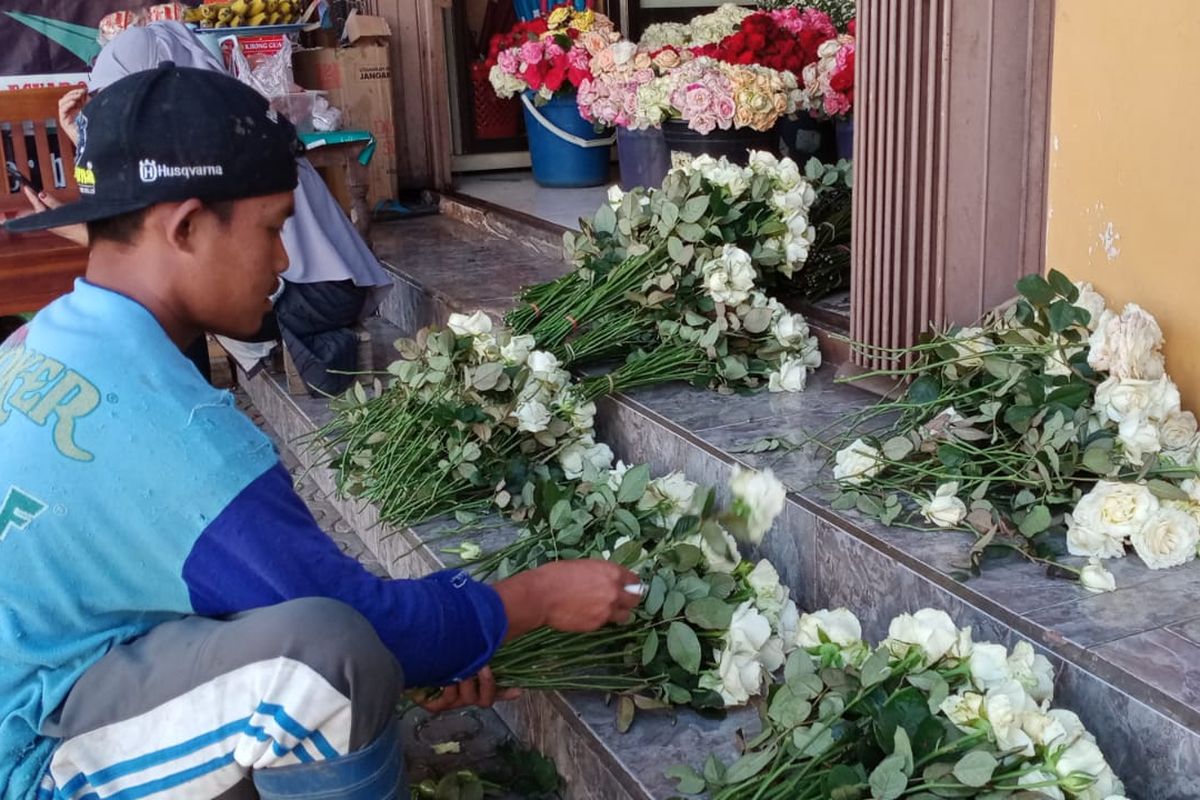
[87,23,394,306]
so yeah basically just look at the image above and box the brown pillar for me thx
[849,0,1054,372]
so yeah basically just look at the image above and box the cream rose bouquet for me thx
[822,270,1199,589]
[668,606,1127,800]
[314,311,603,529]
[506,151,824,397]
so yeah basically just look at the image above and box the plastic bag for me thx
[97,10,143,45]
[310,94,343,132]
[225,34,296,98]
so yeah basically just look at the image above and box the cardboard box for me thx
[294,37,397,207]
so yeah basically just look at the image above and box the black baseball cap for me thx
[6,63,303,234]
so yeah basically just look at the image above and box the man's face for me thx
[189,192,294,338]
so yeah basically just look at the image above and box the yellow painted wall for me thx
[1045,0,1200,404]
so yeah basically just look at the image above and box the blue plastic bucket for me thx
[617,127,671,190]
[522,92,614,188]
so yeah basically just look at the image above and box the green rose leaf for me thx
[666,621,702,674]
[882,436,915,461]
[618,464,652,504]
[892,727,914,775]
[1047,268,1080,302]
[825,764,865,800]
[685,597,734,630]
[660,201,680,229]
[952,750,998,787]
[1018,504,1052,537]
[785,649,817,683]
[645,575,667,615]
[678,222,706,243]
[742,307,774,334]
[859,646,892,688]
[868,755,908,800]
[641,630,659,665]
[703,754,726,785]
[768,685,813,728]
[906,374,941,406]
[1148,479,1192,502]
[1016,273,1055,307]
[664,765,705,795]
[663,589,687,619]
[721,746,777,785]
[612,508,641,539]
[680,195,710,224]
[549,499,573,531]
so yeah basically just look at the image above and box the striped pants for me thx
[38,598,403,799]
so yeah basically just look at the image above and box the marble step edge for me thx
[593,394,1200,800]
[239,367,760,800]
[369,269,1198,800]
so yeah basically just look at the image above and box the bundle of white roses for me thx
[315,310,606,529]
[477,466,795,723]
[827,270,1199,589]
[638,4,753,50]
[506,151,823,396]
[669,606,1127,800]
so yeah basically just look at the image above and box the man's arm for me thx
[182,461,638,687]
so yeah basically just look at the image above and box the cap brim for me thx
[4,197,150,234]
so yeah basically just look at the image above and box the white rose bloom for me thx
[796,608,863,649]
[747,150,779,173]
[606,184,625,209]
[685,527,743,573]
[784,235,811,266]
[700,245,757,305]
[1095,376,1179,425]
[526,350,563,383]
[566,400,597,432]
[1073,769,1122,800]
[1022,705,1070,749]
[1160,410,1198,452]
[1184,478,1200,504]
[969,642,1012,692]
[515,399,552,433]
[1087,303,1166,380]
[606,460,630,492]
[447,310,493,337]
[1054,738,1111,786]
[885,608,960,666]
[747,559,781,601]
[729,466,787,543]
[1008,641,1055,703]
[775,599,800,653]
[950,326,994,368]
[1047,708,1091,747]
[984,680,1036,756]
[1017,770,1065,800]
[833,439,882,485]
[939,691,984,732]
[558,441,590,479]
[500,333,537,365]
[950,626,974,661]
[772,312,812,348]
[920,482,968,528]
[1131,506,1200,569]
[471,332,501,362]
[706,163,751,197]
[1116,413,1161,466]
[768,357,809,393]
[700,647,764,706]
[644,472,699,528]
[772,186,813,221]
[1073,281,1108,331]
[1067,481,1158,558]
[1080,557,1117,593]
[584,441,614,473]
[773,160,804,192]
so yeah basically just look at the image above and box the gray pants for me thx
[40,598,403,799]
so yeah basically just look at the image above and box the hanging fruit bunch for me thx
[186,0,301,28]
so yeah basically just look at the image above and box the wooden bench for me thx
[1,86,88,316]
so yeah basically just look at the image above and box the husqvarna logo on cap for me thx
[138,160,225,183]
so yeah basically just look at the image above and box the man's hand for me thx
[20,187,88,246]
[58,88,87,146]
[494,559,643,641]
[413,666,520,713]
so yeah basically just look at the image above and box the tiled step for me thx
[250,202,1200,800]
